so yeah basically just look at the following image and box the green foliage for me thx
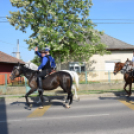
[7,0,110,63]
[31,55,40,66]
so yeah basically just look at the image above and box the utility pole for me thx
[12,39,20,59]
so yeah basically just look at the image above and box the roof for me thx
[100,34,134,50]
[0,51,25,64]
[80,33,134,51]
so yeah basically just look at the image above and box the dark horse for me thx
[10,62,73,108]
[113,59,134,96]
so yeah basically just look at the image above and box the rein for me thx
[121,63,128,71]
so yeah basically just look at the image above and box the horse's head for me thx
[113,62,124,75]
[123,58,133,72]
[10,62,23,80]
[125,58,132,65]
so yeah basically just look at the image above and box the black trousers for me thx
[37,69,51,89]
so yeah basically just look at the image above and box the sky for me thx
[0,0,134,62]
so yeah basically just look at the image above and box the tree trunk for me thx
[57,57,61,71]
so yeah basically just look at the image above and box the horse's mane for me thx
[116,62,124,64]
[21,65,35,72]
[116,62,121,64]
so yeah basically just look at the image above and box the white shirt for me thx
[132,56,134,62]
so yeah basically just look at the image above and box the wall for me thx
[88,51,132,71]
[0,63,15,73]
[60,50,132,82]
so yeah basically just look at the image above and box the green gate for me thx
[0,74,7,95]
[24,77,38,94]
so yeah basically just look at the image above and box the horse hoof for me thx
[39,106,44,109]
[29,104,32,108]
[64,104,70,109]
[76,97,80,102]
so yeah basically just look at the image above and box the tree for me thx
[7,0,110,67]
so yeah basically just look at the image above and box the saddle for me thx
[44,69,56,78]
[49,69,56,75]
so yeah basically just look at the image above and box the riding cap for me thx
[39,46,50,53]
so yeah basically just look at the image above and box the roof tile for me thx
[0,51,25,64]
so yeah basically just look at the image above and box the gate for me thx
[0,74,7,95]
[24,77,38,94]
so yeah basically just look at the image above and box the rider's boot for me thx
[132,70,134,77]
[38,77,43,92]
[37,77,45,107]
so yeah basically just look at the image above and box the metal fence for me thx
[0,73,25,95]
[78,70,123,84]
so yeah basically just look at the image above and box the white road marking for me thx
[0,114,110,123]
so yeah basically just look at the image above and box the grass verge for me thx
[0,88,131,99]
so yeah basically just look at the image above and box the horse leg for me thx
[124,83,129,95]
[69,91,73,105]
[37,96,50,103]
[128,83,132,96]
[72,85,78,99]
[37,90,49,103]
[65,91,73,108]
[25,88,36,106]
[65,94,70,103]
[38,90,44,108]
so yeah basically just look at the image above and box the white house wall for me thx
[86,50,133,82]
[60,51,133,82]
[89,51,132,71]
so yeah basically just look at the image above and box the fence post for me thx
[5,74,7,93]
[85,71,88,84]
[108,71,111,82]
[24,77,27,92]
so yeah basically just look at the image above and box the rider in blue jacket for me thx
[35,46,56,91]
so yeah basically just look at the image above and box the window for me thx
[105,62,115,71]
[69,62,86,72]
[105,60,120,72]
[81,65,85,72]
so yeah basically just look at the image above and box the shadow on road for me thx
[10,95,67,110]
[0,98,8,134]
[99,94,134,102]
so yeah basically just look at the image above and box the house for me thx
[60,34,134,82]
[0,51,25,73]
[0,51,25,84]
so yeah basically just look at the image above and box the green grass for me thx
[73,81,100,84]
[0,88,127,98]
[76,89,123,95]
[7,83,25,87]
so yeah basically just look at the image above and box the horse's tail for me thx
[69,73,73,91]
[73,72,79,91]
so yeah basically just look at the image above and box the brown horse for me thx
[10,62,73,108]
[113,60,134,96]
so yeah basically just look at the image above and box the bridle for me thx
[11,66,20,79]
[121,63,128,71]
[122,61,133,73]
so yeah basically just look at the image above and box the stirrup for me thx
[38,88,43,92]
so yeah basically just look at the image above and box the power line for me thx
[1,16,134,24]
[94,22,134,24]
[1,21,134,24]
[1,16,134,20]
[0,40,27,49]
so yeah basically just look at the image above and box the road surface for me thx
[0,96,134,134]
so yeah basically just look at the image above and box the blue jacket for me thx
[49,56,56,69]
[35,51,56,70]
[132,56,134,62]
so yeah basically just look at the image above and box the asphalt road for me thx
[1,96,134,134]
